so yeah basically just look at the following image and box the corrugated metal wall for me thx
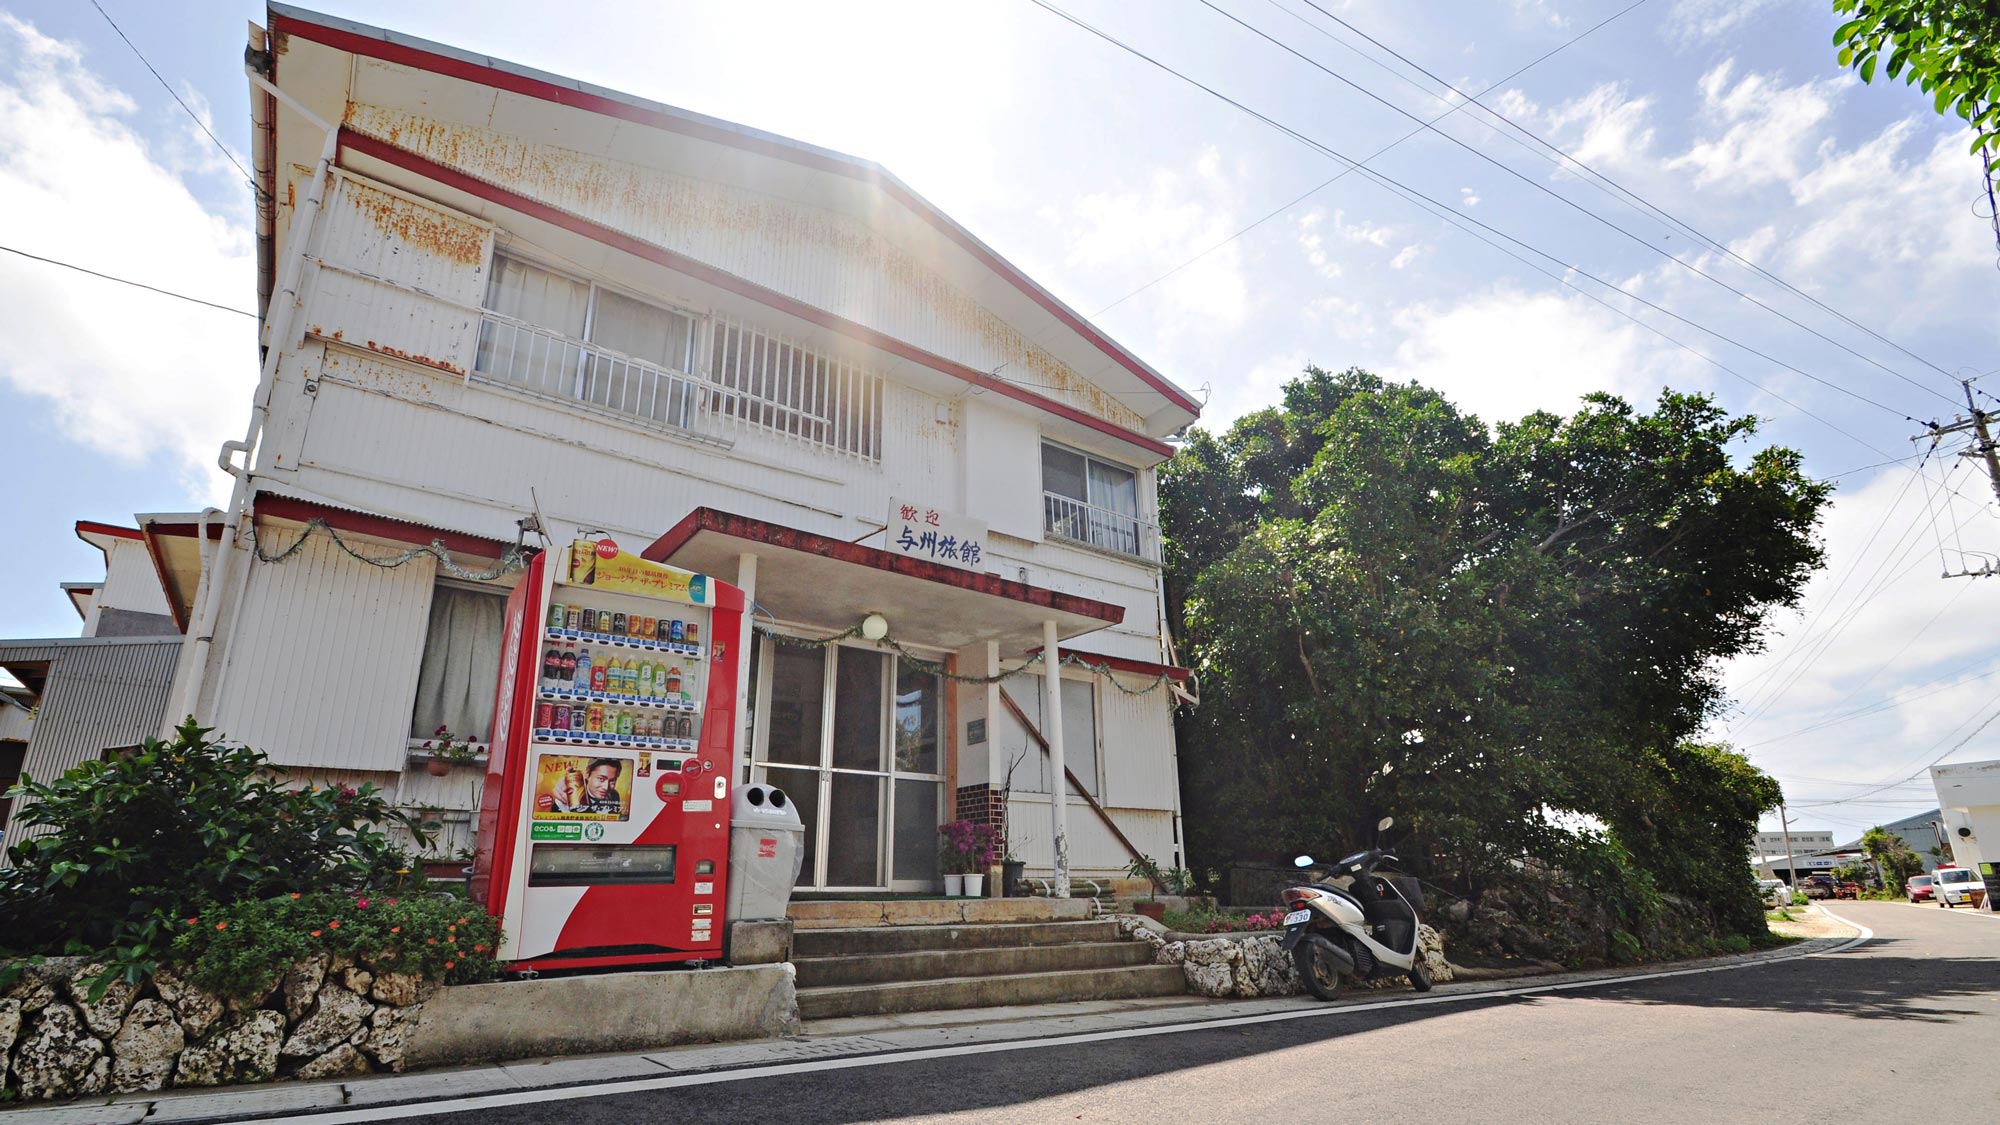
[301,172,493,377]
[1098,674,1180,811]
[208,525,436,771]
[341,105,1144,431]
[1,637,179,785]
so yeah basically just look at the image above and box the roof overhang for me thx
[260,4,1200,439]
[60,583,98,621]
[643,508,1121,655]
[138,514,226,633]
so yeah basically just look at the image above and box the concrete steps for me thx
[791,916,1185,1020]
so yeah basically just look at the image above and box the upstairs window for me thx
[474,253,701,429]
[1042,443,1152,561]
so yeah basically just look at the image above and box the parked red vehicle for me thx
[1835,881,1862,900]
[1906,874,1934,903]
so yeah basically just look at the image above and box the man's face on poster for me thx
[585,763,621,803]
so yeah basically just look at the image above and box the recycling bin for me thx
[728,783,805,921]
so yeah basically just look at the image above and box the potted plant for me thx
[997,748,1029,897]
[1126,854,1167,921]
[1001,848,1025,900]
[420,726,480,776]
[938,820,996,897]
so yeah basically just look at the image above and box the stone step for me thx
[795,939,1156,989]
[797,963,1188,1021]
[792,919,1123,958]
[786,897,1094,930]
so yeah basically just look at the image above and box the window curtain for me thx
[586,288,696,424]
[410,586,506,743]
[476,254,590,390]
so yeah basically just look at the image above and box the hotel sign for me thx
[886,498,988,572]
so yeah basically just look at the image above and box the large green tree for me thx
[1164,368,1826,936]
[1831,1,2000,154]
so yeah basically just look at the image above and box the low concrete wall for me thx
[403,964,798,1069]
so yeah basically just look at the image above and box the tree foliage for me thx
[0,719,427,978]
[1831,1,2000,154]
[1164,368,1825,940]
[1862,824,1926,888]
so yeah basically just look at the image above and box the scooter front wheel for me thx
[1409,961,1433,993]
[1293,935,1345,1000]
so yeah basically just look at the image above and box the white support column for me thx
[734,552,758,785]
[985,639,1001,835]
[1042,618,1069,897]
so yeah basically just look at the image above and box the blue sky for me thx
[2,0,1996,835]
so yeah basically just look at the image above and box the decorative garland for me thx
[250,518,528,582]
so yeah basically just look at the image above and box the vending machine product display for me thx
[471,537,745,970]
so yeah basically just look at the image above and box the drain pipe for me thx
[173,51,342,725]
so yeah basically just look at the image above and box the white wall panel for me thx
[1099,675,1180,811]
[301,173,492,377]
[209,525,436,770]
[962,397,1043,541]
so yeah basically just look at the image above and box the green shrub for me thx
[0,719,432,992]
[1719,934,1751,954]
[171,892,503,1001]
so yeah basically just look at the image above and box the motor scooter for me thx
[1280,817,1432,999]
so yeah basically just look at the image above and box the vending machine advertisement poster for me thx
[471,539,745,971]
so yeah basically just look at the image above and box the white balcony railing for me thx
[1043,492,1160,564]
[473,313,706,434]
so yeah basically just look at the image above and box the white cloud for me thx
[1544,82,1655,168]
[1205,350,1311,431]
[1389,244,1421,270]
[1385,286,1694,426]
[1458,187,1480,207]
[1493,88,1539,119]
[1053,144,1250,349]
[1780,122,1993,278]
[1508,0,1569,30]
[1668,61,1849,189]
[1666,0,1788,44]
[0,13,255,502]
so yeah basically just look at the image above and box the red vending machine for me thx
[472,537,745,971]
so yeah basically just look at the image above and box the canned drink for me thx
[536,701,554,730]
[553,704,570,732]
[566,605,580,632]
[547,603,566,629]
[587,704,604,734]
[685,622,699,646]
[618,711,634,738]
[581,608,597,633]
[669,618,685,643]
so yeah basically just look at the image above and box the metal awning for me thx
[642,508,1122,655]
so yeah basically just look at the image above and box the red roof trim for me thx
[643,508,1124,626]
[254,495,512,559]
[336,131,1174,461]
[270,12,1199,418]
[141,519,227,632]
[75,520,144,543]
[1029,645,1190,682]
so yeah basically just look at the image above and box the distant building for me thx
[1829,809,1947,874]
[1931,759,2000,894]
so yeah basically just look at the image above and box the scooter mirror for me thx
[1377,817,1394,831]
[1293,855,1315,868]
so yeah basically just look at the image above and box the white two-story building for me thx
[122,5,1200,895]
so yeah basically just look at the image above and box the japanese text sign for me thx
[886,499,989,572]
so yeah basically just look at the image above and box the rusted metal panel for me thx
[0,637,180,794]
[207,524,436,771]
[340,105,1143,430]
[301,171,493,377]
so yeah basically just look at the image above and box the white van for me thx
[1933,866,1986,908]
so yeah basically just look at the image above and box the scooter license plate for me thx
[1282,909,1312,926]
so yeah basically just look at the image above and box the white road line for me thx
[1899,900,1998,919]
[265,927,1874,1124]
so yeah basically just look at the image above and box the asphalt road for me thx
[406,901,1996,1125]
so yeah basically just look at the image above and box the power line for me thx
[87,0,267,201]
[1090,0,1652,318]
[1284,0,1967,393]
[1196,0,1964,410]
[1025,0,1927,425]
[0,243,256,319]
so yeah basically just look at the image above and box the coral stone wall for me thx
[1,956,435,1101]
[1114,916,1454,997]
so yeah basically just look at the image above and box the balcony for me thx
[1043,492,1160,565]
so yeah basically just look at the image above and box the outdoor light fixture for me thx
[860,613,889,641]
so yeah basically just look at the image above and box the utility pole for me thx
[1779,804,1798,892]
[1912,379,2000,577]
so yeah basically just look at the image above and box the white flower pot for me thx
[963,873,985,897]
[944,874,964,897]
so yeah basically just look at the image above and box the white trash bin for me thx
[728,784,806,921]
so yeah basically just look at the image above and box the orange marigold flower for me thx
[447,925,456,932]
[457,917,468,925]
[289,892,301,900]
[310,930,322,937]
[473,944,486,953]
[448,936,457,944]
[427,938,437,945]
[186,918,198,926]
[389,926,401,934]
[215,921,228,931]
[329,920,341,929]
[443,961,455,970]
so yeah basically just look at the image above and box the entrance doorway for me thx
[751,637,945,891]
